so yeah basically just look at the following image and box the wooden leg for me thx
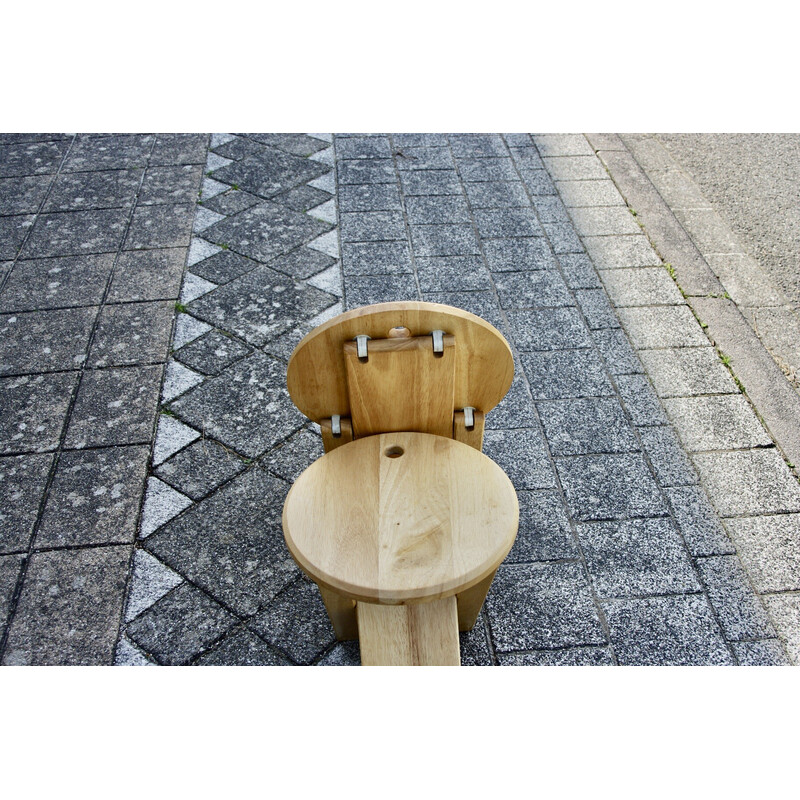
[319,585,358,641]
[356,597,460,666]
[456,570,496,632]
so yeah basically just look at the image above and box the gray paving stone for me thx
[211,149,329,199]
[696,555,775,641]
[126,582,238,666]
[403,194,471,224]
[0,140,70,176]
[463,180,529,209]
[486,563,606,651]
[503,134,533,148]
[639,347,739,398]
[344,274,419,306]
[0,307,97,374]
[170,353,306,458]
[593,328,645,375]
[64,365,162,449]
[63,134,154,172]
[663,395,772,452]
[340,211,406,242]
[155,437,247,500]
[1,253,115,311]
[262,427,323,484]
[494,270,572,309]
[201,187,262,216]
[457,158,518,182]
[568,206,641,237]
[335,136,391,160]
[0,175,51,215]
[732,639,791,666]
[574,289,620,329]
[556,179,625,208]
[449,134,507,158]
[665,485,735,557]
[2,546,129,665]
[211,136,262,162]
[144,467,299,616]
[150,133,208,166]
[173,329,251,375]
[125,203,195,250]
[109,248,186,302]
[483,237,558,271]
[485,368,538,430]
[23,208,128,259]
[498,647,615,666]
[520,349,614,400]
[530,195,572,224]
[506,308,592,351]
[392,133,450,148]
[507,146,544,169]
[519,168,557,195]
[638,425,699,487]
[421,291,504,331]
[534,134,594,158]
[90,301,174,367]
[583,235,661,269]
[538,397,638,456]
[762,594,800,664]
[0,134,71,145]
[36,445,149,547]
[692,449,800,516]
[0,371,79,454]
[0,453,53,553]
[603,595,734,665]
[338,183,402,212]
[187,248,257,285]
[409,224,480,257]
[261,324,313,362]
[249,577,335,664]
[482,428,556,490]
[0,554,22,639]
[542,222,585,254]
[601,267,684,306]
[473,208,543,239]
[341,241,413,276]
[459,615,495,666]
[337,159,396,185]
[244,133,328,158]
[0,229,33,271]
[394,146,456,170]
[138,165,204,205]
[615,374,668,426]
[577,518,700,598]
[188,265,334,347]
[195,627,292,666]
[317,641,360,666]
[543,155,607,182]
[399,170,462,195]
[724,515,800,593]
[44,168,143,212]
[416,255,492,292]
[505,490,578,563]
[556,452,668,521]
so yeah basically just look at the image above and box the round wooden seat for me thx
[282,431,519,605]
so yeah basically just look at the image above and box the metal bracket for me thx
[431,330,445,355]
[331,414,341,437]
[354,334,371,361]
[463,406,475,430]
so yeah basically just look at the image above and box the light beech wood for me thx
[453,409,486,451]
[456,569,496,631]
[357,597,460,666]
[283,432,519,604]
[286,302,514,424]
[319,416,354,453]
[319,585,358,641]
[344,335,456,438]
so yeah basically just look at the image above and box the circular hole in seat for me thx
[384,445,404,458]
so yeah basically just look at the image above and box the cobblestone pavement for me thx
[1,133,795,665]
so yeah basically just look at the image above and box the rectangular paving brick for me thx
[615,374,668,426]
[583,235,662,269]
[616,306,709,349]
[533,134,594,157]
[464,180,529,209]
[415,256,491,292]
[0,140,70,177]
[138,165,204,205]
[593,328,645,375]
[0,453,53,553]
[399,170,461,195]
[556,179,625,207]
[482,428,556,490]
[638,347,738,397]
[601,267,685,307]
[557,253,602,288]
[0,175,51,215]
[638,425,699,487]
[574,289,620,329]
[506,308,592,351]
[2,546,130,665]
[89,301,174,367]
[394,146,455,170]
[339,211,406,242]
[543,155,607,181]
[457,158,518,182]
[338,182,402,212]
[483,237,557,271]
[44,168,143,212]
[344,274,419,306]
[404,194,471,224]
[665,485,735,557]
[22,208,128,259]
[519,168,557,195]
[337,159,396,184]
[530,195,571,224]
[341,241,413,275]
[125,203,195,250]
[63,134,154,172]
[409,223,480,257]
[521,349,615,400]
[542,222,584,254]
[494,270,572,309]
[108,248,186,302]
[569,206,641,237]
[474,208,543,238]
[506,490,578,563]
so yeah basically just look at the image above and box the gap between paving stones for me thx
[546,132,800,663]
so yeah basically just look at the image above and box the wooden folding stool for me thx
[282,301,519,665]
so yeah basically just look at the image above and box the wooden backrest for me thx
[286,302,514,450]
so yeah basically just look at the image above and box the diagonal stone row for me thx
[117,134,349,666]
